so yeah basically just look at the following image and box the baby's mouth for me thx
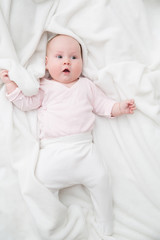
[63,68,70,73]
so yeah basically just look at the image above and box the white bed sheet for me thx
[0,1,160,239]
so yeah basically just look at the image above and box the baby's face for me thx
[46,35,83,84]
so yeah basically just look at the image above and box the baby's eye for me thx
[57,55,62,59]
[71,56,76,59]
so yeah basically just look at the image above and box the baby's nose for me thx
[63,57,70,65]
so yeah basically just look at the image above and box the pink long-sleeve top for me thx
[7,77,116,139]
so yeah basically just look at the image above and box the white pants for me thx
[35,132,113,235]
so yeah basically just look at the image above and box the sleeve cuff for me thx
[105,100,117,118]
[6,88,21,102]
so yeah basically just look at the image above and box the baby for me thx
[0,34,136,240]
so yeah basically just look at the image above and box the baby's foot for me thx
[91,219,115,240]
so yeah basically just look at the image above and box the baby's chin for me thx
[54,78,79,84]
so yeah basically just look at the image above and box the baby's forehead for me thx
[47,35,81,52]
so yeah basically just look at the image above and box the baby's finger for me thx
[128,99,134,104]
[130,107,136,113]
[129,102,136,108]
[130,104,136,109]
[0,70,8,78]
[1,69,8,74]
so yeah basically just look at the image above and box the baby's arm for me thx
[111,99,136,117]
[0,70,18,94]
[0,69,43,111]
[89,79,136,117]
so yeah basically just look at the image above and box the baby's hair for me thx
[47,34,83,59]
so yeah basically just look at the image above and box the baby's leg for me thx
[88,172,113,234]
[82,147,114,237]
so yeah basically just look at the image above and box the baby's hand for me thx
[119,99,136,114]
[0,70,12,84]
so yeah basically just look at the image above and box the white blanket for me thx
[0,0,160,239]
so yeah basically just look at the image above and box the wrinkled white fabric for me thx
[0,1,160,240]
